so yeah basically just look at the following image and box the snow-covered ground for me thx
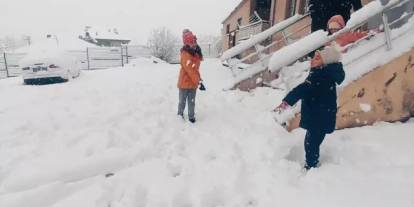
[0,58,413,207]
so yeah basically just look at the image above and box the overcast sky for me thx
[0,0,240,44]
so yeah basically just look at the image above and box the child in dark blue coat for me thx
[275,46,345,170]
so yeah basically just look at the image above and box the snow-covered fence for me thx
[85,45,151,69]
[0,45,152,78]
[0,52,26,79]
[0,54,6,78]
[125,45,152,60]
[86,47,123,70]
[68,50,88,70]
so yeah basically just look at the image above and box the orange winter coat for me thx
[177,49,201,89]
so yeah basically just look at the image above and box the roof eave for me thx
[222,0,250,24]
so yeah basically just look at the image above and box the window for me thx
[285,0,297,18]
[237,18,243,28]
[226,24,230,34]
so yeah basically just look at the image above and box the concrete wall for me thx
[286,48,414,131]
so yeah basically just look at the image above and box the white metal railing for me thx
[236,11,270,43]
[223,0,411,90]
[221,14,310,77]
[269,0,412,73]
[236,21,270,43]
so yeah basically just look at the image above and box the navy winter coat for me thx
[283,63,345,134]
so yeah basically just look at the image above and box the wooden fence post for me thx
[4,53,9,78]
[86,48,90,70]
[126,46,129,64]
[120,46,124,67]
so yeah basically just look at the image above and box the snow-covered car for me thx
[19,38,81,84]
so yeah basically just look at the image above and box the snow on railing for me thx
[223,0,411,90]
[268,0,410,73]
[236,21,270,43]
[221,14,307,61]
[230,30,327,86]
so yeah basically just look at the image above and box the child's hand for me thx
[274,101,289,113]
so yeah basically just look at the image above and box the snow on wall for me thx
[221,15,305,61]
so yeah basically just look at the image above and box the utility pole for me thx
[23,35,31,46]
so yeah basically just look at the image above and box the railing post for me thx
[281,29,289,46]
[382,12,392,51]
[254,44,266,67]
[3,52,9,78]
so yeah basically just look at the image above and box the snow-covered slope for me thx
[0,58,413,207]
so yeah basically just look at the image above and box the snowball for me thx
[359,103,372,112]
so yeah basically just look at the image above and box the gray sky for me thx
[0,0,240,45]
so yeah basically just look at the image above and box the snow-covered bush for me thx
[147,27,179,63]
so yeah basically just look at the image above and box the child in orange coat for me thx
[177,30,202,123]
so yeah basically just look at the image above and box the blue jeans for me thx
[178,89,197,119]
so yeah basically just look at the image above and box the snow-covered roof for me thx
[15,35,96,53]
[83,27,130,41]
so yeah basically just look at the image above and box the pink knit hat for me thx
[182,30,196,46]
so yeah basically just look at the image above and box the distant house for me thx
[222,0,311,52]
[79,26,131,47]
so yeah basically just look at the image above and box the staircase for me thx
[221,0,414,130]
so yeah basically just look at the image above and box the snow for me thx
[359,103,372,112]
[17,38,81,75]
[221,15,306,61]
[264,8,414,96]
[346,0,384,29]
[0,58,413,207]
[15,36,95,53]
[83,27,130,41]
[268,30,328,73]
[341,15,414,86]
[226,0,412,90]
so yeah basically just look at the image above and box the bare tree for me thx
[147,27,179,63]
[3,36,17,52]
[196,35,222,57]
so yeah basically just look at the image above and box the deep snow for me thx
[0,58,413,207]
